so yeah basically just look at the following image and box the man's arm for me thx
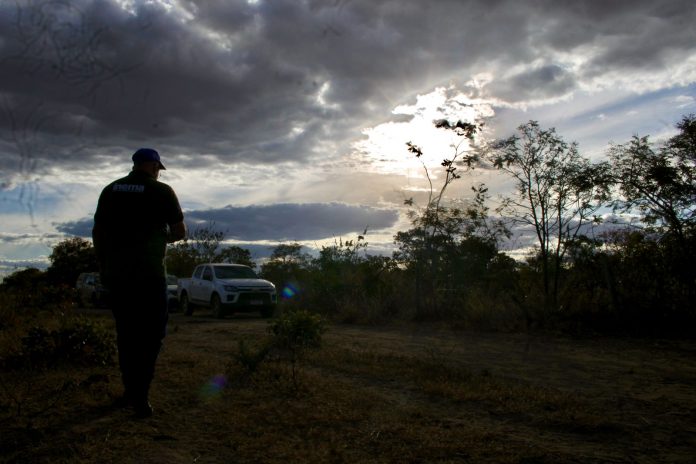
[92,222,108,272]
[167,221,187,243]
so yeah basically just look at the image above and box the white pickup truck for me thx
[178,263,277,318]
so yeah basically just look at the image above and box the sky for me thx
[1,0,695,277]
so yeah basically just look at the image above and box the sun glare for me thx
[355,87,494,178]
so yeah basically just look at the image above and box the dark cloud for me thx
[55,202,399,241]
[54,220,94,238]
[1,0,693,179]
[539,1,696,77]
[187,203,399,241]
[0,233,38,244]
[489,65,577,102]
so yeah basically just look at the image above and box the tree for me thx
[394,188,507,318]
[608,114,696,241]
[396,120,509,317]
[259,243,312,291]
[166,225,255,277]
[607,115,696,318]
[0,267,45,291]
[310,235,368,313]
[216,246,254,269]
[45,237,98,286]
[489,121,611,310]
[267,243,311,265]
[404,119,481,241]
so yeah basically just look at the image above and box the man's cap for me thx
[132,148,166,170]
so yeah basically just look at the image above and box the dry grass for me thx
[2,310,696,463]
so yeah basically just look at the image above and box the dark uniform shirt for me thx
[94,170,183,284]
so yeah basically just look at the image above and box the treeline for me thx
[255,115,696,336]
[1,115,694,336]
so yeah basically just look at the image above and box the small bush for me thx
[227,309,326,392]
[3,317,115,370]
[269,308,326,352]
[230,338,272,380]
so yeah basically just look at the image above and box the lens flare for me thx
[281,284,298,299]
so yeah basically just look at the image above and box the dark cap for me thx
[132,148,166,170]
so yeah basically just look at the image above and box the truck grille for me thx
[227,292,274,304]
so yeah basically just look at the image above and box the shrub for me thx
[230,338,272,382]
[269,308,326,353]
[3,317,115,370]
[227,309,326,391]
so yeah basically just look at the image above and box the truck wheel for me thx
[210,294,223,318]
[181,293,194,316]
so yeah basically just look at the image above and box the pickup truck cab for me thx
[178,263,277,318]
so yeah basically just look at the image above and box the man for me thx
[93,148,186,418]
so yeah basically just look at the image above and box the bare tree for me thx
[488,121,611,310]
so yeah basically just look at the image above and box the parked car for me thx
[167,274,179,312]
[75,272,108,308]
[178,263,277,318]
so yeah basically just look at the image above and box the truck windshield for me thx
[213,266,258,279]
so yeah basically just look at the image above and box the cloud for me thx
[55,202,400,242]
[2,0,696,266]
[488,65,577,104]
[0,259,49,280]
[0,231,63,246]
[1,0,694,179]
[187,203,399,241]
[54,220,94,238]
[673,94,695,108]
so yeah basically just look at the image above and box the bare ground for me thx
[2,310,696,463]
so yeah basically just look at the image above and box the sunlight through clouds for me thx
[355,86,494,177]
[1,0,695,275]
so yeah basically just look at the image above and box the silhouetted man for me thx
[93,148,186,418]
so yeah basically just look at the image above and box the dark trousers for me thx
[108,276,168,403]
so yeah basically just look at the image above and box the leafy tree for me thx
[488,121,611,310]
[266,243,312,268]
[259,243,312,298]
[309,235,368,313]
[45,237,98,286]
[397,120,508,317]
[166,224,255,277]
[216,246,254,268]
[165,241,199,278]
[0,267,45,291]
[404,119,481,239]
[0,266,76,313]
[315,234,368,269]
[592,229,694,334]
[607,115,696,319]
[608,114,696,241]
